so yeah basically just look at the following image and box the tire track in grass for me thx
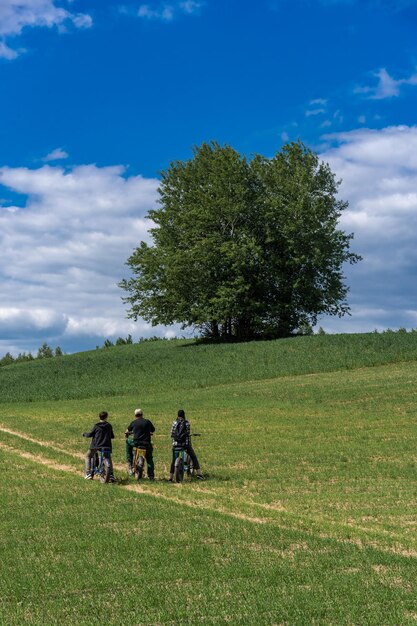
[0,424,128,473]
[0,425,405,536]
[1,427,417,559]
[0,437,268,524]
[0,423,217,492]
[0,441,78,474]
[0,424,84,461]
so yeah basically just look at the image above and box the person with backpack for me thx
[125,408,155,480]
[168,409,204,481]
[83,410,115,481]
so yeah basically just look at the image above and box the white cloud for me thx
[42,148,69,162]
[137,1,203,20]
[179,1,203,13]
[138,4,174,20]
[305,107,326,117]
[0,0,92,59]
[0,162,161,353]
[318,125,417,332]
[0,40,19,59]
[355,67,417,100]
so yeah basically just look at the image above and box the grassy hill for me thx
[2,331,417,403]
[0,334,416,625]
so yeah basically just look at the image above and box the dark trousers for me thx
[170,445,200,473]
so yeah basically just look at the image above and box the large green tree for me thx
[120,141,361,340]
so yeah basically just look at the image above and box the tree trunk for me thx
[210,320,219,339]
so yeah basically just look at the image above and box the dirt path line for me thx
[0,437,273,526]
[0,441,78,473]
[0,424,84,460]
[123,482,268,524]
[3,438,417,559]
[0,423,131,473]
[1,429,417,559]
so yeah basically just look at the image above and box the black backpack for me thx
[173,419,187,444]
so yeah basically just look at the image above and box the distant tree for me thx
[37,342,54,358]
[15,352,34,363]
[298,321,314,336]
[103,339,114,348]
[0,352,15,366]
[55,346,63,357]
[121,141,361,341]
[115,334,133,346]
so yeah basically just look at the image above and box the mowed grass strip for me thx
[1,448,417,626]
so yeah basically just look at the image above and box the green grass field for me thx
[0,334,416,625]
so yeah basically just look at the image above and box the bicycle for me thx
[173,434,201,483]
[132,445,147,480]
[91,448,113,483]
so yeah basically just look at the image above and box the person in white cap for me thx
[125,408,155,479]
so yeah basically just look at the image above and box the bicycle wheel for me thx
[174,455,184,483]
[135,455,144,480]
[90,452,99,478]
[184,452,191,476]
[100,457,111,483]
[189,456,194,477]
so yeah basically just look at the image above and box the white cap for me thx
[134,408,143,416]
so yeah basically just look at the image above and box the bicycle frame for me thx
[133,446,147,480]
[91,448,112,483]
[173,447,191,469]
[173,434,201,482]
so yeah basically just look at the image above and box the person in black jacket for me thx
[125,408,156,479]
[83,411,115,480]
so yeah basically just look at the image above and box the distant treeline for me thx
[0,335,175,368]
[0,342,63,367]
[97,334,175,349]
[2,327,414,369]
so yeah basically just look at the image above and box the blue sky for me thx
[2,0,417,354]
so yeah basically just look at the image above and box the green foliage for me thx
[115,334,133,346]
[37,342,54,359]
[297,321,314,335]
[121,141,360,340]
[0,352,14,366]
[0,345,58,369]
[15,352,34,362]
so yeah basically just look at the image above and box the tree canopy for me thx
[120,141,361,340]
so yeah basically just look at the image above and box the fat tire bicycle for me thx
[91,448,113,483]
[132,446,147,480]
[173,434,201,483]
